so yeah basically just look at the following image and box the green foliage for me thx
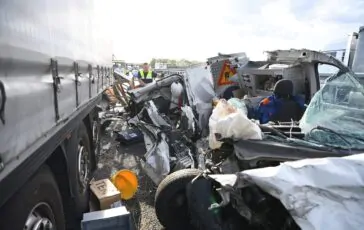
[150,58,201,68]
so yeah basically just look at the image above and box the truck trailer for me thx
[0,1,113,229]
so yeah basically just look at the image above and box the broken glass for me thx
[300,71,364,150]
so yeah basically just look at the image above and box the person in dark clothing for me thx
[131,62,157,88]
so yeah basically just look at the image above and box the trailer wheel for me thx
[0,166,65,230]
[67,122,95,218]
[155,169,201,229]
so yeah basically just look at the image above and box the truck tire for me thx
[0,165,65,230]
[155,169,201,230]
[67,122,95,218]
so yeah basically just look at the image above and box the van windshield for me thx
[300,71,364,150]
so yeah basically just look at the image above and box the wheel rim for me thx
[78,143,89,193]
[24,202,56,230]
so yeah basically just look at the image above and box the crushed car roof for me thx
[266,49,348,71]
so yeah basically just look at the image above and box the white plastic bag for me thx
[209,99,262,149]
[227,98,248,115]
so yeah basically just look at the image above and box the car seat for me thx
[269,79,304,122]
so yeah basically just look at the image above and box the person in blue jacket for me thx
[256,79,306,124]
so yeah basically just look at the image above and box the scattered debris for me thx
[111,169,138,200]
[90,179,120,210]
[210,153,364,230]
[82,206,132,230]
[96,48,364,230]
[102,142,111,150]
[93,116,163,230]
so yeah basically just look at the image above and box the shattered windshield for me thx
[300,71,364,150]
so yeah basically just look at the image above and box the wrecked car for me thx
[126,65,215,184]
[154,53,364,229]
[191,153,364,230]
[131,49,349,185]
[206,66,364,175]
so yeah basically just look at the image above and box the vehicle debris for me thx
[122,48,355,186]
[209,153,364,230]
[208,99,262,150]
[90,178,121,210]
[127,68,214,184]
[91,45,364,230]
[152,49,364,229]
[111,169,138,200]
[82,206,132,230]
[102,142,112,150]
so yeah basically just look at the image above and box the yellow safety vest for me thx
[139,70,153,79]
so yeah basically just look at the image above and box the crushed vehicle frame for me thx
[125,48,353,185]
[232,49,348,102]
[127,65,215,184]
[153,50,364,230]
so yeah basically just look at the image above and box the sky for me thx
[110,0,364,62]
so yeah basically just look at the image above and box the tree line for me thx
[150,58,201,68]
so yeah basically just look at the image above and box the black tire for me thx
[187,177,223,230]
[155,169,201,230]
[0,165,65,230]
[67,122,95,218]
[187,178,250,230]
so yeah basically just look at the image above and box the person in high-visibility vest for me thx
[130,62,157,89]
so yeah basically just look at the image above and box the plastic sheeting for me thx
[209,99,262,149]
[227,98,248,115]
[210,153,364,230]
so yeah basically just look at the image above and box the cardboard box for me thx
[81,206,132,230]
[90,179,120,210]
